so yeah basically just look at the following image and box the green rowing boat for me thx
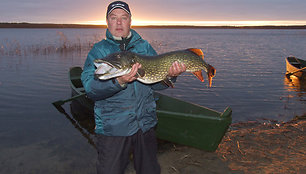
[69,66,232,151]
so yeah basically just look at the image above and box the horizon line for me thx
[1,22,306,28]
[2,20,306,27]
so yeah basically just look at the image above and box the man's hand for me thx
[168,61,186,77]
[117,63,141,85]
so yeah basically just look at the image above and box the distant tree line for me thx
[0,22,306,29]
[0,22,107,28]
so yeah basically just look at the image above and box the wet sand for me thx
[127,115,305,174]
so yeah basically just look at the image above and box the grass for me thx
[0,31,100,56]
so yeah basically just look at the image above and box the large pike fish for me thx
[94,48,216,87]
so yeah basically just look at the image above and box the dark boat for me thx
[286,56,306,80]
[69,66,232,151]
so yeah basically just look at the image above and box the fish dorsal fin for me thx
[188,48,204,60]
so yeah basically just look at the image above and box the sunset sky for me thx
[1,0,306,26]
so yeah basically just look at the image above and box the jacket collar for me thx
[106,29,142,45]
[112,31,132,40]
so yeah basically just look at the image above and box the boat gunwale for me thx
[69,67,84,95]
[157,110,228,120]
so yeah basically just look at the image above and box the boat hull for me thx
[286,57,306,80]
[69,67,232,151]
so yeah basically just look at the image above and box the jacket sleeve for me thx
[81,45,126,101]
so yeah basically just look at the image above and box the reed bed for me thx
[0,31,101,56]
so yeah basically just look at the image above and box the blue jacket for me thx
[81,29,169,136]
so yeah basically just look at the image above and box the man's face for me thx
[107,9,131,38]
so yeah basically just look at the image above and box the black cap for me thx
[107,1,131,17]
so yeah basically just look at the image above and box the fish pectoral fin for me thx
[137,68,145,77]
[192,70,204,82]
[163,77,174,88]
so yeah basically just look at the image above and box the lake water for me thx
[0,28,305,173]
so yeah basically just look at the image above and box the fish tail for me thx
[207,64,216,87]
[188,48,215,87]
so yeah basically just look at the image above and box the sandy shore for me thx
[127,115,305,174]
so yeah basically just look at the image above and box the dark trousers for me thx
[96,128,161,174]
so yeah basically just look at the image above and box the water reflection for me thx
[70,100,95,131]
[68,100,96,148]
[284,75,306,91]
[284,76,306,101]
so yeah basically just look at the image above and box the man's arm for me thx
[81,46,126,101]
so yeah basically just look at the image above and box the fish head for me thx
[207,64,216,87]
[94,52,136,80]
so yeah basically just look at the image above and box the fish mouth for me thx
[94,61,131,80]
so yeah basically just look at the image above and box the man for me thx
[81,1,186,174]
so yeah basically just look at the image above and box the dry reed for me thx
[0,31,100,56]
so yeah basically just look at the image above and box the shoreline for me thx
[216,115,305,174]
[1,23,306,29]
[127,114,305,174]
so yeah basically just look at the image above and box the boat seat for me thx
[290,62,301,68]
[71,76,81,80]
[295,65,301,68]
